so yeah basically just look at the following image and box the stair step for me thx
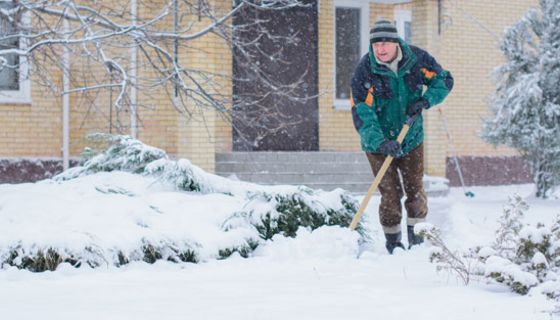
[215,152,449,196]
[216,162,371,174]
[216,152,366,163]
[217,173,372,184]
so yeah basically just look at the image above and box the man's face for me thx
[373,41,399,63]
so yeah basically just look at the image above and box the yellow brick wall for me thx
[176,0,232,172]
[319,0,537,178]
[318,0,355,151]
[0,14,64,158]
[411,0,446,176]
[0,0,231,173]
[319,1,364,151]
[211,2,234,156]
[0,81,63,157]
[413,0,537,176]
[57,0,180,158]
[371,3,394,22]
[68,44,136,156]
[1,0,540,178]
[130,0,177,158]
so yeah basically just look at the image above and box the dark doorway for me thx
[232,0,319,151]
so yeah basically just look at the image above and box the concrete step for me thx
[217,172,373,184]
[216,161,371,174]
[215,152,449,196]
[216,152,366,163]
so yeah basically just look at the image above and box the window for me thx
[395,9,412,44]
[0,2,30,104]
[0,6,18,91]
[334,0,369,110]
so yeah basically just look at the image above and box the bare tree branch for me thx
[0,0,313,146]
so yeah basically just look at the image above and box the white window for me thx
[333,0,369,110]
[394,9,412,44]
[0,2,31,104]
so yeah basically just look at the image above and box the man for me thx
[350,20,453,254]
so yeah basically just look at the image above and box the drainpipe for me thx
[173,0,178,97]
[130,0,138,138]
[62,19,70,170]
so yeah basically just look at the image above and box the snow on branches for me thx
[422,194,560,297]
[483,0,560,198]
[0,0,307,131]
[0,134,364,272]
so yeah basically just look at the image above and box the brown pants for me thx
[366,143,428,234]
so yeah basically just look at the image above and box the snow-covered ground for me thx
[1,182,558,320]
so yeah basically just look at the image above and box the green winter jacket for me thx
[350,39,454,155]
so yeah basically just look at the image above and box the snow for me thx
[0,256,551,320]
[478,246,497,258]
[532,252,548,266]
[484,255,539,288]
[483,0,560,198]
[0,134,363,269]
[422,175,449,193]
[519,225,549,244]
[253,226,361,261]
[0,172,249,263]
[1,180,559,319]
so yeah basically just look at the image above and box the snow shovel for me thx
[349,115,419,231]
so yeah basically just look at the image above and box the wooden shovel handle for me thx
[349,123,412,230]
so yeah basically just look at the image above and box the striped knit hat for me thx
[370,20,399,43]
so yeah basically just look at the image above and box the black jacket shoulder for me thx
[409,45,443,73]
[350,54,371,103]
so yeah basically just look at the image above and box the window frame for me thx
[394,9,412,44]
[0,10,31,105]
[333,0,370,110]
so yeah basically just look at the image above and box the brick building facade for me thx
[0,0,536,186]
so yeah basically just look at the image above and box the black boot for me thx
[385,232,405,254]
[407,225,424,249]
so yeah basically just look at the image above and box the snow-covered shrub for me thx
[217,239,260,259]
[1,244,105,271]
[1,135,366,272]
[0,231,259,272]
[492,194,527,259]
[2,246,75,272]
[56,134,167,180]
[480,195,560,294]
[422,194,560,296]
[145,159,205,192]
[223,189,363,241]
[484,255,539,295]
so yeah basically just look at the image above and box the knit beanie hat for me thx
[370,20,399,43]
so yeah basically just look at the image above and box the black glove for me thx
[377,140,402,158]
[406,98,429,117]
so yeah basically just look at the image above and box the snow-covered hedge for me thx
[0,135,366,272]
[223,189,360,239]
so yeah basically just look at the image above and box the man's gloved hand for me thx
[406,98,430,117]
[377,140,402,158]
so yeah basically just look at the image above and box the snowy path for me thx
[0,184,557,320]
[0,253,550,320]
